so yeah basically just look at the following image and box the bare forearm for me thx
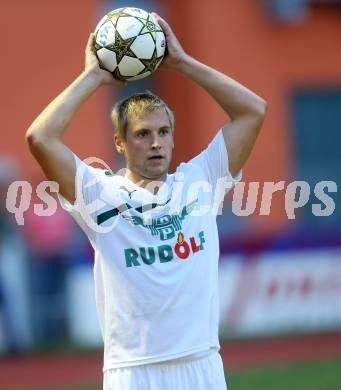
[26,67,102,142]
[177,55,266,119]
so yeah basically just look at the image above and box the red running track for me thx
[1,332,341,389]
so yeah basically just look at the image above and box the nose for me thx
[150,133,162,150]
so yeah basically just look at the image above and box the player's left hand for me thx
[152,13,189,71]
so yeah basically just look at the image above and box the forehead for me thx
[128,108,170,131]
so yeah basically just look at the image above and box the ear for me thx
[114,133,125,154]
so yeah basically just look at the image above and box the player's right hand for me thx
[85,33,126,87]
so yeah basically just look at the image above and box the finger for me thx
[151,13,167,28]
[154,17,173,38]
[151,12,160,21]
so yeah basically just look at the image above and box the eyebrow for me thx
[135,126,170,132]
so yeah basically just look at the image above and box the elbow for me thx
[255,97,267,120]
[25,129,34,146]
[25,128,47,153]
[234,97,268,123]
[249,98,267,128]
[25,128,38,149]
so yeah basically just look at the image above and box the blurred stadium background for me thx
[1,0,341,389]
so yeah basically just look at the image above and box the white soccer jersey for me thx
[59,130,241,371]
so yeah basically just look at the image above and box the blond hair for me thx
[111,91,174,139]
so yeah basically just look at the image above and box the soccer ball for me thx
[94,7,166,81]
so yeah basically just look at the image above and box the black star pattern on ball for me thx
[112,67,125,81]
[139,49,163,74]
[137,15,163,42]
[108,30,137,63]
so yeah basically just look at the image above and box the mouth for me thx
[148,155,164,161]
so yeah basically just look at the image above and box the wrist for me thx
[175,54,196,73]
[82,66,105,88]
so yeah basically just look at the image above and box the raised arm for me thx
[154,15,267,177]
[26,34,124,204]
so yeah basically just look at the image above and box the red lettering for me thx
[190,236,200,253]
[175,241,190,259]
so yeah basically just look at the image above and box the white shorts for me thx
[103,351,227,390]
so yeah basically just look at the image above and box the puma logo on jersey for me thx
[119,186,137,199]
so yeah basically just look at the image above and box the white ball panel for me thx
[128,71,151,81]
[96,21,116,47]
[123,7,149,19]
[118,56,145,77]
[97,48,117,72]
[155,31,166,57]
[94,15,108,33]
[116,17,143,39]
[130,34,155,59]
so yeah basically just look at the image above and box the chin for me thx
[148,163,169,176]
[148,172,166,180]
[146,168,167,180]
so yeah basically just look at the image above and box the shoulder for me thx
[173,159,206,184]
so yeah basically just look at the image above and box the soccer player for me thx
[26,14,266,390]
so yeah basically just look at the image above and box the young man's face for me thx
[115,108,174,183]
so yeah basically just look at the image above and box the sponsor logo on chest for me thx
[124,231,206,267]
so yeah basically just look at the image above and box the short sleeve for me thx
[188,129,242,195]
[57,154,104,244]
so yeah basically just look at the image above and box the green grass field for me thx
[228,358,341,390]
[41,357,341,390]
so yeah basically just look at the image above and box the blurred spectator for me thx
[23,179,74,345]
[0,155,32,353]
